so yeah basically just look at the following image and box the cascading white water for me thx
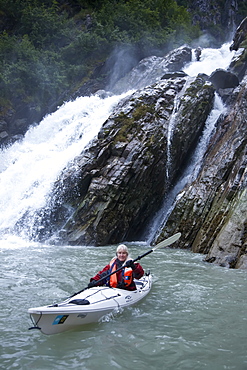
[0,43,235,243]
[2,44,246,370]
[184,42,234,76]
[166,94,180,181]
[165,42,234,182]
[0,93,129,240]
[145,43,234,241]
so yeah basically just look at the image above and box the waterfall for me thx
[183,42,233,76]
[0,43,235,244]
[0,93,128,240]
[144,92,226,242]
[166,94,180,181]
[145,43,233,242]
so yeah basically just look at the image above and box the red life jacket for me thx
[109,258,133,288]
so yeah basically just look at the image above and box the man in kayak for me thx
[88,244,144,291]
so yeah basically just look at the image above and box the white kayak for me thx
[28,273,152,335]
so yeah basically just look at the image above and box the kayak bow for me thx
[28,274,152,335]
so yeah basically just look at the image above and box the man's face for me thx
[117,250,128,262]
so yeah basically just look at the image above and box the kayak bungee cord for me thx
[29,312,42,331]
[28,274,152,334]
[27,234,181,334]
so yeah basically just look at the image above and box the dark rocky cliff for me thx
[155,17,247,269]
[42,17,247,271]
[47,46,216,246]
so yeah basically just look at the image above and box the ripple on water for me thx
[1,243,247,370]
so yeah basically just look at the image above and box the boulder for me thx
[209,69,239,89]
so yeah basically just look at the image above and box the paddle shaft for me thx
[93,249,153,285]
[69,232,181,297]
[69,250,153,297]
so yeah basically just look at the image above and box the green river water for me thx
[1,238,246,370]
[1,43,246,370]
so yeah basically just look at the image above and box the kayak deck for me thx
[28,273,152,335]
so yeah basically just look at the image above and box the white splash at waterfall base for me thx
[1,43,246,370]
[0,93,128,239]
[0,43,236,243]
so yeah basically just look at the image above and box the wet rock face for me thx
[168,76,215,179]
[230,17,247,51]
[209,69,239,90]
[228,17,247,82]
[55,83,174,245]
[155,75,247,269]
[153,19,247,269]
[55,81,178,245]
[204,189,247,269]
[111,46,192,94]
[188,0,239,43]
[49,72,215,246]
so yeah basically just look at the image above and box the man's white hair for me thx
[116,244,129,255]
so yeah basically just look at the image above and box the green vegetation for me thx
[0,0,200,116]
[132,103,155,121]
[114,112,134,142]
[1,0,247,123]
[238,0,247,19]
[0,0,199,105]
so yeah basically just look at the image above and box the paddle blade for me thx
[153,232,181,250]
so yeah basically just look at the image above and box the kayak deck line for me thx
[28,274,152,335]
[48,292,122,308]
[27,235,182,335]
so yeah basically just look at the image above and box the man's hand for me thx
[99,271,108,279]
[125,260,136,269]
[87,281,96,288]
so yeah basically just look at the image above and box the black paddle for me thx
[69,232,181,298]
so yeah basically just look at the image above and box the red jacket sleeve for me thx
[90,264,110,284]
[90,262,144,286]
[133,263,144,279]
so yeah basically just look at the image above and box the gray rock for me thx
[155,75,247,269]
[45,74,215,246]
[209,69,239,89]
[111,45,192,94]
